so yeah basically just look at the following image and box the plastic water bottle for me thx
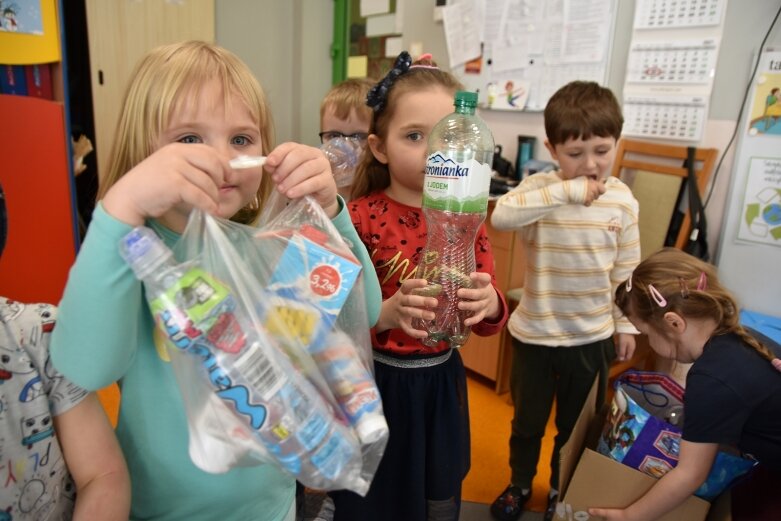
[118,227,363,489]
[321,137,361,188]
[413,91,494,347]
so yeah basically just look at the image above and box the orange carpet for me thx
[463,373,557,513]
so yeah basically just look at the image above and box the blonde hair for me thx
[615,248,776,365]
[350,56,463,200]
[320,78,375,126]
[98,40,275,224]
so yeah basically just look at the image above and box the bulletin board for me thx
[343,0,403,82]
[446,0,619,111]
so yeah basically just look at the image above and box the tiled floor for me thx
[460,501,543,521]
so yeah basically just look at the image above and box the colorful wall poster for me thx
[748,72,781,136]
[738,157,781,247]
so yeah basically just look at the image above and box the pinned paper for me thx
[347,56,368,78]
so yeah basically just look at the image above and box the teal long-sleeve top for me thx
[50,198,381,521]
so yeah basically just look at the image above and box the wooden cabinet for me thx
[459,201,525,393]
[85,0,215,180]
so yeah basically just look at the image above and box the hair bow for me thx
[366,51,413,114]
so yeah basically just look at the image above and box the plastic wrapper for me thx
[597,370,756,500]
[120,195,387,495]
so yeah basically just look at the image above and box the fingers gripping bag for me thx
[118,197,386,495]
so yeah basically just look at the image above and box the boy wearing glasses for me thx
[320,78,375,200]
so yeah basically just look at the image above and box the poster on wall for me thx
[0,0,43,34]
[747,72,781,137]
[737,157,781,247]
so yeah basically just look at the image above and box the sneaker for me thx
[490,485,529,521]
[543,491,559,521]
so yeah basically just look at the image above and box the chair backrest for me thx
[611,139,717,257]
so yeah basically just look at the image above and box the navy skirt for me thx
[330,349,471,521]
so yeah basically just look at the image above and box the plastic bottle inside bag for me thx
[119,226,366,493]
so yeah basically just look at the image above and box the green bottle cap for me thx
[455,90,478,107]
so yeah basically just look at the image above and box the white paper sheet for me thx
[360,0,390,18]
[442,3,482,68]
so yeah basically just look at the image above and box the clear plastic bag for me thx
[120,195,387,495]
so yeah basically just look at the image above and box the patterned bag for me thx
[597,370,755,500]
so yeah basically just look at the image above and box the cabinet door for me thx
[85,0,215,181]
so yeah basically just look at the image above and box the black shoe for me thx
[543,491,559,521]
[490,485,529,521]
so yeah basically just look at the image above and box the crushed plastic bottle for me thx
[321,137,362,188]
[413,91,494,348]
[119,226,365,492]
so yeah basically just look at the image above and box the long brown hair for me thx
[350,56,463,200]
[98,40,275,225]
[615,248,776,364]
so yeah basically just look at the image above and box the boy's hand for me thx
[376,279,437,338]
[265,142,339,218]
[616,333,636,361]
[457,272,500,326]
[103,143,226,227]
[584,177,607,206]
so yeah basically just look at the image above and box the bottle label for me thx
[423,154,491,213]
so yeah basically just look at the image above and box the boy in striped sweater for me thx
[489,81,641,521]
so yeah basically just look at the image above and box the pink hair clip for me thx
[648,284,668,308]
[696,272,708,291]
[625,274,633,292]
[410,53,439,70]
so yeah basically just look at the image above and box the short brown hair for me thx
[544,81,623,145]
[320,78,375,127]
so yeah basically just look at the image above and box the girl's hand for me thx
[588,508,629,521]
[102,143,229,227]
[376,279,438,338]
[264,142,339,218]
[457,272,500,326]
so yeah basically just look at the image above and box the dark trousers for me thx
[508,336,615,491]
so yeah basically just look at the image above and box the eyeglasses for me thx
[318,131,369,144]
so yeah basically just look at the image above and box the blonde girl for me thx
[50,41,380,521]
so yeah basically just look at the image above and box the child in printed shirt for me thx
[0,185,130,520]
[329,52,508,521]
[490,81,641,521]
[319,78,375,200]
[49,41,381,521]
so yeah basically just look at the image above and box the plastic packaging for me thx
[412,91,495,347]
[120,226,368,493]
[321,137,361,188]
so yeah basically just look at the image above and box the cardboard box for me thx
[552,378,715,521]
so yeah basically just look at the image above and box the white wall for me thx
[216,0,332,147]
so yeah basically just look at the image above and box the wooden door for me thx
[85,0,215,181]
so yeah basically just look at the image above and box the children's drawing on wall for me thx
[738,157,781,247]
[0,0,42,35]
[748,73,781,136]
[485,79,530,111]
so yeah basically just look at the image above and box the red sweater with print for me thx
[349,191,508,356]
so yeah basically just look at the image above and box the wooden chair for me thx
[610,138,718,251]
[607,139,718,381]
